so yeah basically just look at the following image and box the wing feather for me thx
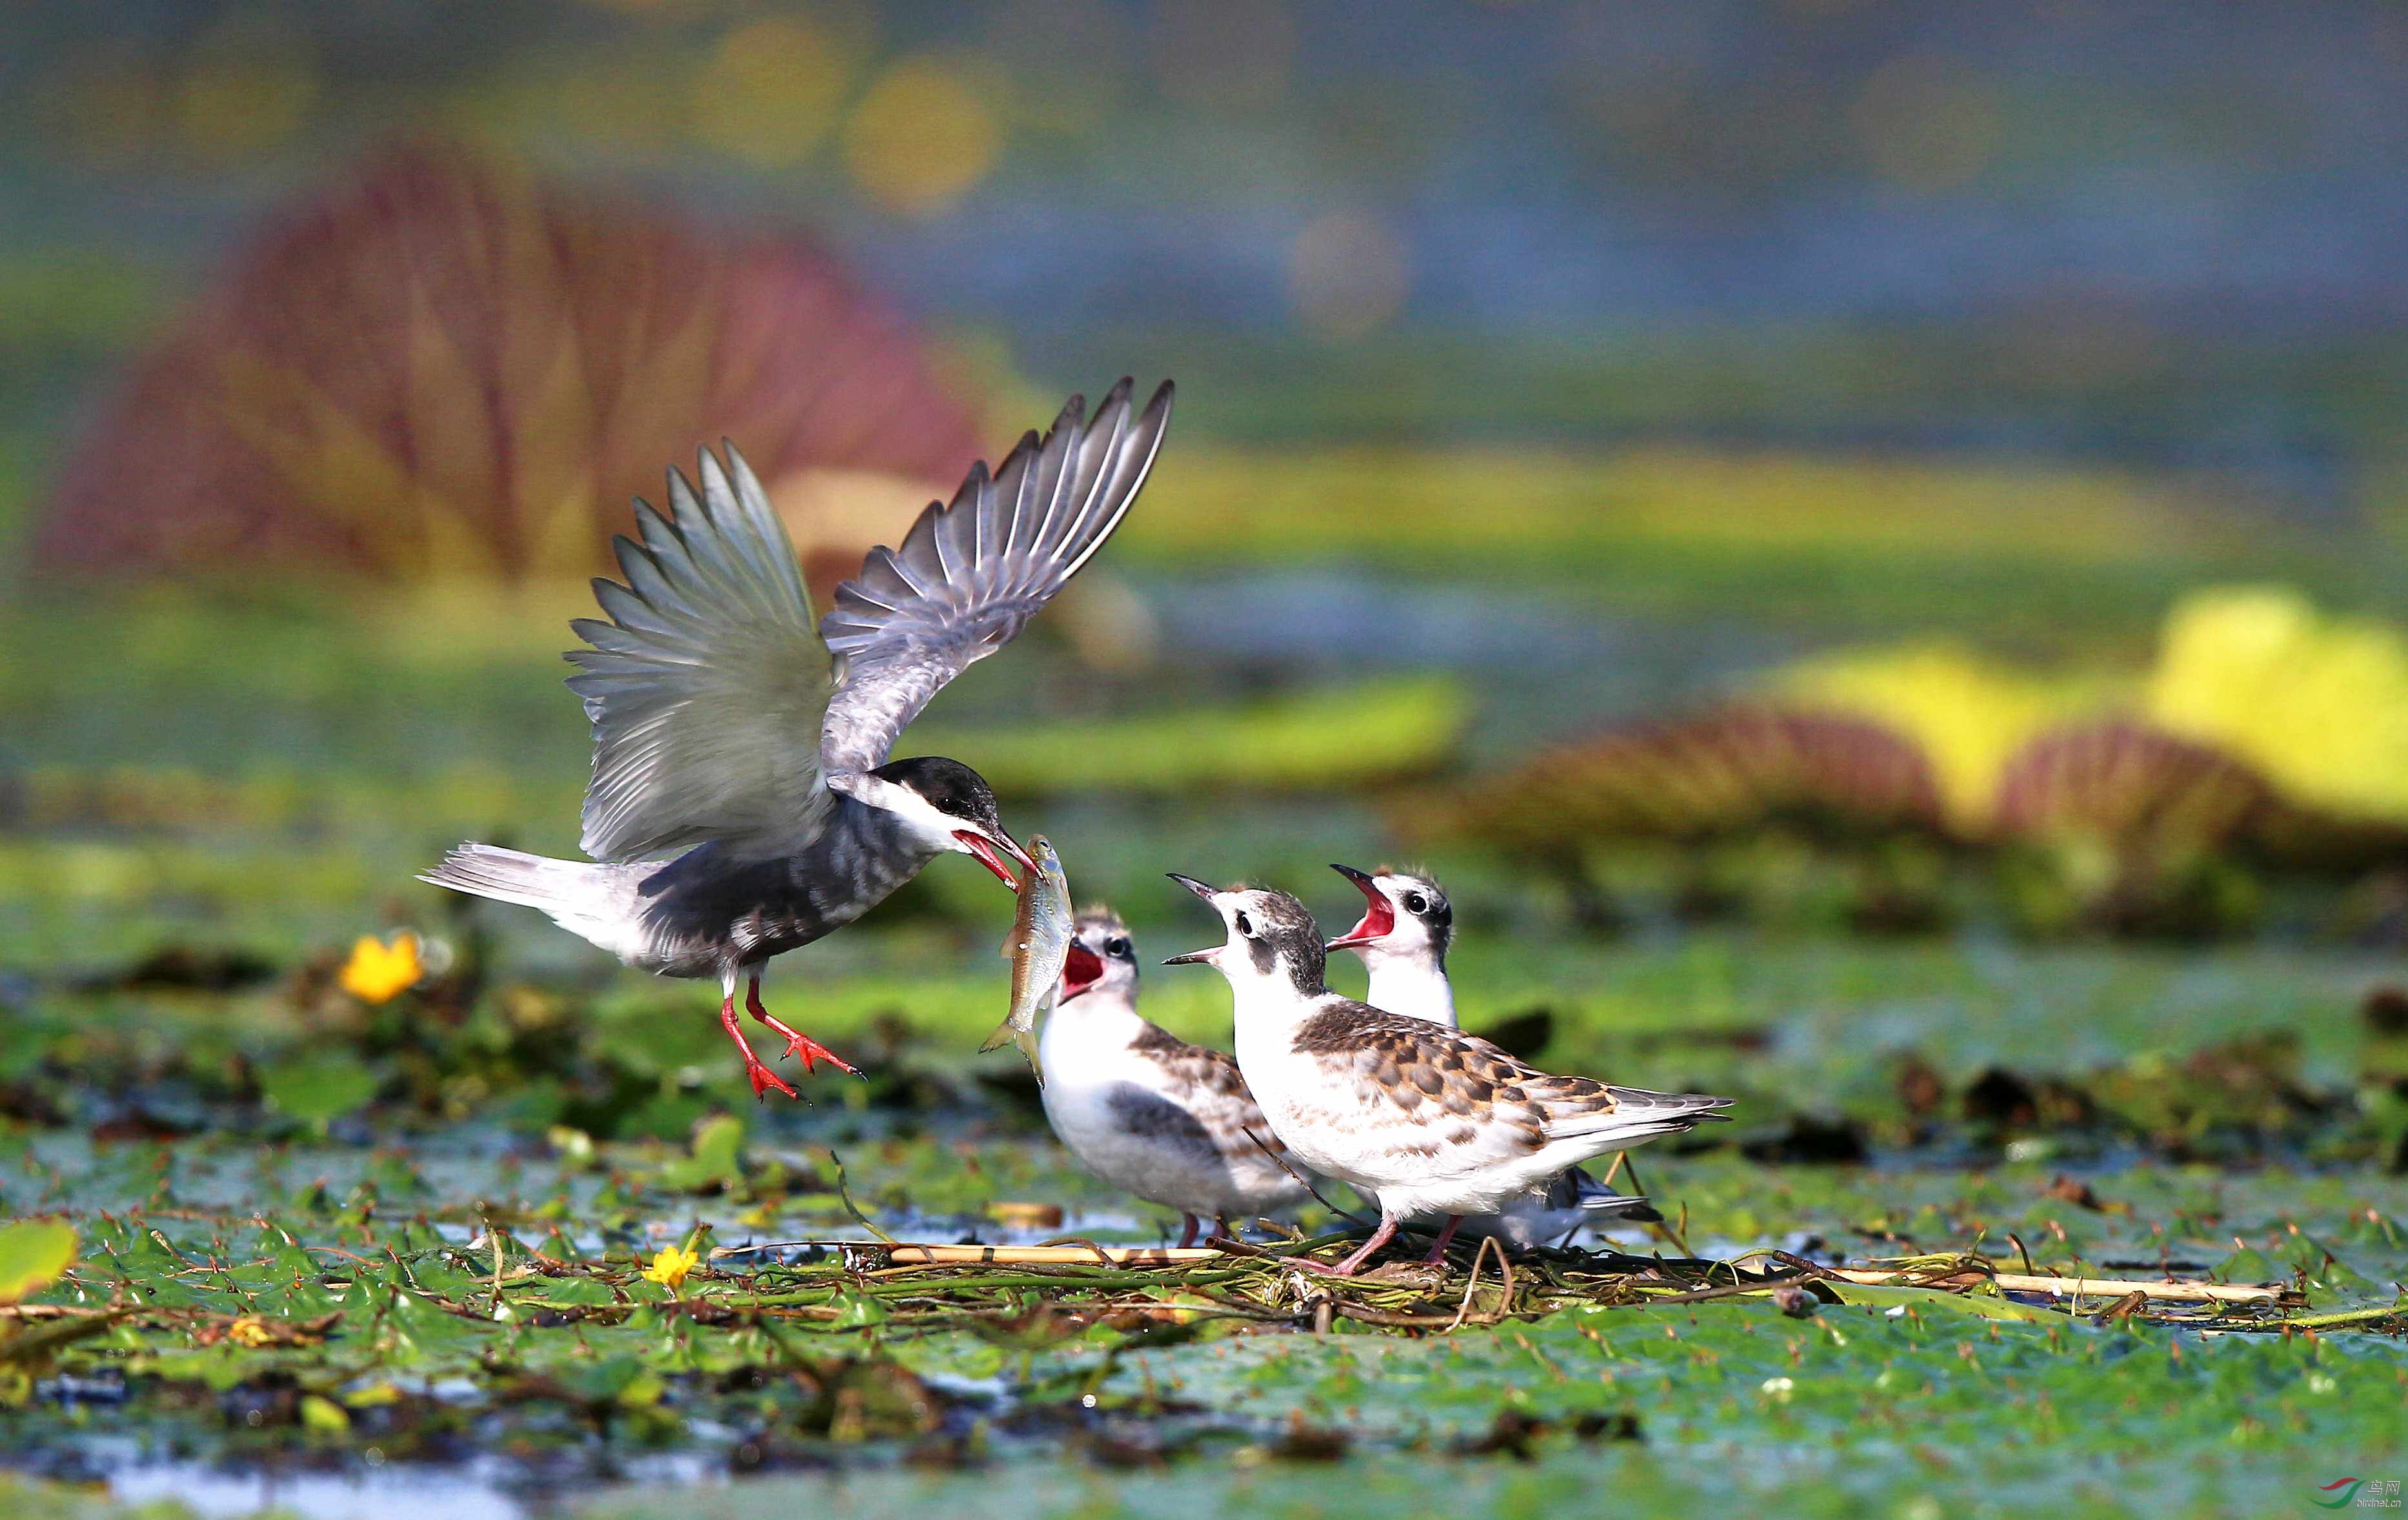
[565,441,833,862]
[1294,1004,1732,1180]
[817,378,1173,773]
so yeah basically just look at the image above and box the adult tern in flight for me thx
[424,380,1174,1097]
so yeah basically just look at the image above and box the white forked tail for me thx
[419,844,637,960]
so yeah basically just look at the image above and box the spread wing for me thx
[565,443,832,862]
[817,378,1173,775]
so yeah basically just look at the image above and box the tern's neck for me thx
[1038,988,1149,1089]
[1360,946,1456,1029]
[1043,986,1139,1034]
[1225,966,1328,1042]
[833,792,952,867]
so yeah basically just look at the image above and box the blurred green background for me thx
[6,0,2408,969]
[3,0,2407,1091]
[5,5,2408,1517]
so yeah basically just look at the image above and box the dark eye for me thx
[1234,911,1256,938]
[1105,936,1131,958]
[1403,893,1429,915]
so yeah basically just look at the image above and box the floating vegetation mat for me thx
[5,1226,2376,1365]
[0,1128,2402,1518]
[693,1238,2336,1335]
[1,891,2405,1514]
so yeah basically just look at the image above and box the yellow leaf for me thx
[0,1222,75,1305]
[299,1393,351,1432]
[1769,643,2112,829]
[985,1201,1065,1230]
[2147,585,2408,824]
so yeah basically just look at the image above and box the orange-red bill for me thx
[957,831,1023,887]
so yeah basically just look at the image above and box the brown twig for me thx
[864,1243,1225,1268]
[827,1151,897,1246]
[1447,1234,1507,1332]
[1638,1272,1823,1308]
[1241,1124,1376,1230]
[1614,1154,1693,1257]
[1825,1265,2285,1305]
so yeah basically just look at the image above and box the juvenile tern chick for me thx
[1165,877,1729,1276]
[1328,864,1656,1247]
[1038,910,1312,1247]
[423,380,1174,1097]
[1326,864,1457,1026]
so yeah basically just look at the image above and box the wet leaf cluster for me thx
[0,1087,2398,1517]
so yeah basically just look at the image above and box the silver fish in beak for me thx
[983,835,1074,1081]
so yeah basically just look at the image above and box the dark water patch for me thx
[1134,569,1793,749]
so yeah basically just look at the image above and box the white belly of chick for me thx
[1041,1039,1299,1221]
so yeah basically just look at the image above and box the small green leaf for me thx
[832,1290,889,1328]
[556,1353,649,1406]
[259,1055,379,1126]
[1829,1282,2067,1324]
[656,1113,748,1193]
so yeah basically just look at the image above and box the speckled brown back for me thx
[1130,1019,1294,1157]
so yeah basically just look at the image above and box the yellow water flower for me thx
[641,1243,701,1294]
[2146,585,2408,823]
[338,932,422,1003]
[226,1315,279,1348]
[1768,643,2110,829]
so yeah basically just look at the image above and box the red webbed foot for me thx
[743,1056,800,1101]
[773,1028,862,1077]
[745,979,863,1077]
[721,991,801,1100]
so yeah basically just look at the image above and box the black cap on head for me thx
[870,756,1002,831]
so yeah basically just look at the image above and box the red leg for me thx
[1176,1214,1200,1249]
[720,991,798,1100]
[1422,1215,1463,1266]
[1287,1213,1400,1277]
[746,974,861,1077]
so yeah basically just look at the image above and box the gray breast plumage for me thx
[626,795,934,977]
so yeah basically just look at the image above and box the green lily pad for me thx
[258,1054,379,1126]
